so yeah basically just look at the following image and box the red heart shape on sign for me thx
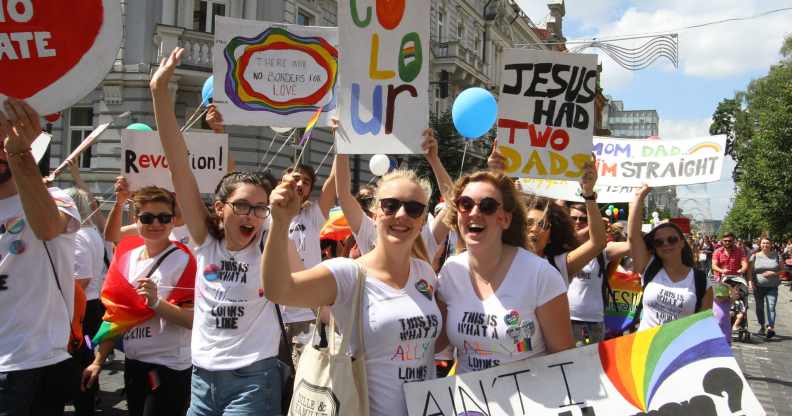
[0,0,103,99]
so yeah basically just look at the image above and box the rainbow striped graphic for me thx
[319,206,351,241]
[515,338,530,353]
[599,311,732,412]
[603,269,643,336]
[223,27,338,116]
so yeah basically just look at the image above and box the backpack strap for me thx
[598,252,611,308]
[693,268,708,312]
[629,257,663,332]
[547,254,559,272]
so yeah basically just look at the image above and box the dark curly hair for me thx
[207,171,273,240]
[524,196,579,257]
[445,170,529,250]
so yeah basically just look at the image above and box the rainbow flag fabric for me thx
[300,106,323,145]
[319,206,352,241]
[599,310,732,412]
[603,267,643,338]
[92,236,196,345]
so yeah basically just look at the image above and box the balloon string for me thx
[458,142,470,178]
[316,143,336,175]
[181,107,209,133]
[256,132,280,171]
[263,129,297,173]
[181,104,205,132]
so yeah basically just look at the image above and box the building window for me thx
[457,21,464,40]
[297,9,314,26]
[194,0,226,33]
[69,108,94,169]
[437,10,445,42]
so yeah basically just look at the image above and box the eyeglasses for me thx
[653,235,680,247]
[357,196,373,208]
[379,198,426,219]
[526,217,550,230]
[225,201,270,219]
[454,196,501,215]
[137,212,173,225]
[570,215,588,224]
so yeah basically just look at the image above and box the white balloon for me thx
[369,154,390,176]
[652,211,660,218]
[270,126,292,134]
[605,208,613,216]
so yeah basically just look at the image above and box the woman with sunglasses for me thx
[84,187,195,415]
[335,129,454,262]
[263,169,442,416]
[629,185,713,330]
[437,171,574,374]
[151,48,303,415]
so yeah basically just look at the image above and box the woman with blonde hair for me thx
[437,171,573,373]
[263,168,442,416]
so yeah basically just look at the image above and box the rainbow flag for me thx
[300,107,323,145]
[603,264,643,338]
[319,207,351,241]
[92,236,196,345]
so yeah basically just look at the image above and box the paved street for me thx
[68,284,792,415]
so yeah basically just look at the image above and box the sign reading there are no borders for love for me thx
[0,0,122,115]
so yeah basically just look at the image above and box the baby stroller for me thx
[723,275,750,342]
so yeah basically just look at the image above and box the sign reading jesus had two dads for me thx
[404,312,765,416]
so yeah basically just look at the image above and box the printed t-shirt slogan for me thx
[497,49,597,180]
[336,0,429,154]
[0,0,122,115]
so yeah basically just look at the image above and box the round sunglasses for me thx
[454,196,501,215]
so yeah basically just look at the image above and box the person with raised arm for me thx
[0,99,82,414]
[263,168,441,416]
[629,185,713,330]
[151,47,302,415]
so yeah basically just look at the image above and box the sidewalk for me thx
[731,283,792,416]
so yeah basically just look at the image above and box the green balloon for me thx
[126,123,153,131]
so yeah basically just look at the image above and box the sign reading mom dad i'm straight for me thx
[404,312,765,416]
[0,0,122,115]
[497,49,597,180]
[336,0,429,154]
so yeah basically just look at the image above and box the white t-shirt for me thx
[0,188,80,372]
[74,226,106,301]
[191,232,280,370]
[283,202,326,323]
[324,257,441,416]
[438,248,567,374]
[567,252,609,323]
[169,224,193,248]
[123,244,192,370]
[638,265,712,331]
[353,213,439,260]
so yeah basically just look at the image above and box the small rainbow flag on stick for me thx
[300,106,323,145]
[92,237,196,345]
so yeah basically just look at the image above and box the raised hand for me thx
[114,176,131,205]
[579,155,598,195]
[635,183,651,200]
[421,128,439,161]
[487,139,506,172]
[150,47,184,93]
[2,99,41,154]
[206,104,225,133]
[270,174,302,223]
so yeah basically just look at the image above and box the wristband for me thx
[5,148,31,158]
[582,192,597,201]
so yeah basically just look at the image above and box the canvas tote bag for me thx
[288,261,370,416]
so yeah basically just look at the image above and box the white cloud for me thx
[659,118,711,139]
[589,1,792,78]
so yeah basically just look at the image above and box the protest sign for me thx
[0,0,122,115]
[336,0,429,154]
[518,178,640,203]
[31,132,50,163]
[212,17,338,127]
[121,130,228,193]
[405,312,764,416]
[497,49,597,180]
[594,136,727,186]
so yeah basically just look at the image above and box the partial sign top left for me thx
[0,0,123,115]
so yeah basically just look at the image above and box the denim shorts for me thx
[187,357,283,416]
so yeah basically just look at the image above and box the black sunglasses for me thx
[454,196,501,215]
[653,235,680,247]
[137,212,174,225]
[379,198,426,219]
[226,201,270,219]
[570,215,588,224]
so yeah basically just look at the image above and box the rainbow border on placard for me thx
[223,27,338,115]
[599,311,732,411]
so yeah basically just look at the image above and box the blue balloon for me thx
[452,87,497,140]
[202,76,214,106]
[125,123,153,131]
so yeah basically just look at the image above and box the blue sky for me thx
[516,0,792,219]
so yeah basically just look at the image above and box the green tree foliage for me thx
[716,35,792,240]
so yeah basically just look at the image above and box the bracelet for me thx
[582,192,597,201]
[5,148,31,158]
[151,297,162,310]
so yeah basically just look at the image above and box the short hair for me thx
[721,232,735,239]
[284,164,317,190]
[132,186,175,213]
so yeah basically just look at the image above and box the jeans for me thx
[124,359,191,416]
[753,286,779,328]
[0,358,79,416]
[187,357,282,416]
[571,321,604,347]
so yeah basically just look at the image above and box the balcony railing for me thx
[154,25,213,70]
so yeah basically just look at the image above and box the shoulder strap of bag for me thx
[338,261,367,357]
[44,241,79,352]
[693,268,707,312]
[630,257,662,331]
[547,254,559,272]
[274,303,294,362]
[144,246,180,278]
